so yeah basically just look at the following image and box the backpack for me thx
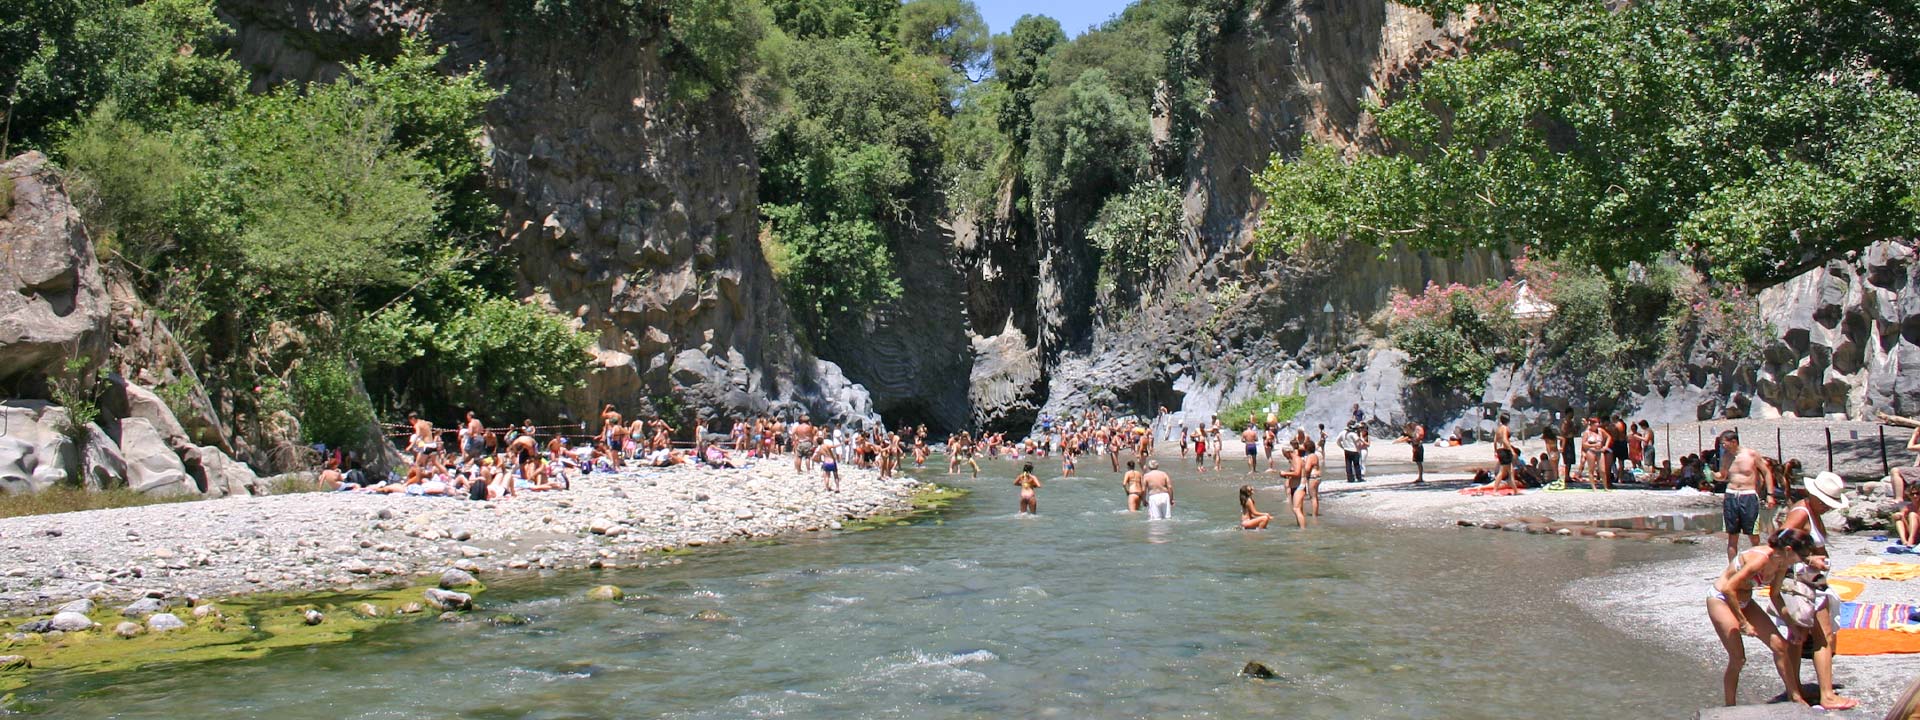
[1777,562,1826,628]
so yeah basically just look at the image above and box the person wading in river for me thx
[1122,461,1144,511]
[1014,463,1042,515]
[1242,423,1260,472]
[1717,430,1775,561]
[1142,461,1174,520]
[1289,439,1324,528]
[1238,485,1273,530]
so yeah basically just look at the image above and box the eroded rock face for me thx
[0,403,81,494]
[0,152,111,387]
[216,0,880,427]
[1755,240,1919,418]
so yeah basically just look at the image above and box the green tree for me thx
[1253,0,1920,284]
[431,297,595,414]
[897,0,988,75]
[1025,68,1148,207]
[1089,181,1185,280]
[991,15,1064,146]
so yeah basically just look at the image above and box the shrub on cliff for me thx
[1090,182,1185,283]
[1385,281,1521,396]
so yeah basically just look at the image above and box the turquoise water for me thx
[24,462,1710,718]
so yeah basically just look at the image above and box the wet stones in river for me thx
[424,588,473,612]
[354,603,383,618]
[0,655,29,671]
[439,568,479,589]
[689,609,732,623]
[1239,661,1281,680]
[113,621,144,638]
[586,585,623,601]
[145,613,186,632]
[303,609,325,626]
[50,612,96,632]
[56,598,95,615]
[121,597,165,617]
[14,619,54,634]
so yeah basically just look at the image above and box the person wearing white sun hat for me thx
[1775,470,1858,712]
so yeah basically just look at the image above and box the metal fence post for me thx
[1882,425,1892,479]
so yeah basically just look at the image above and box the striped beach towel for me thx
[1835,602,1917,631]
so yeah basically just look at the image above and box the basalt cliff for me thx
[5,0,1916,497]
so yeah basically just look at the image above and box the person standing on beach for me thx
[1493,414,1518,491]
[1336,424,1362,483]
[1775,471,1860,711]
[1014,464,1042,514]
[1122,461,1144,511]
[1717,430,1775,561]
[814,438,840,492]
[1395,422,1427,484]
[791,416,818,473]
[1707,528,1813,708]
[1540,426,1563,490]
[1609,415,1630,485]
[1143,461,1174,520]
[1580,417,1609,491]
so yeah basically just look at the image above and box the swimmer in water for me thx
[1239,485,1273,530]
[1122,461,1144,511]
[1014,463,1042,515]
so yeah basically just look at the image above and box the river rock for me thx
[145,613,186,632]
[342,558,374,575]
[0,655,29,670]
[588,517,615,535]
[397,602,425,615]
[439,568,479,589]
[113,621,145,638]
[1240,661,1280,680]
[424,588,472,611]
[586,585,623,601]
[689,609,732,622]
[49,611,95,632]
[192,604,220,618]
[120,418,196,496]
[56,598,95,615]
[15,619,54,634]
[121,597,165,617]
[303,609,325,625]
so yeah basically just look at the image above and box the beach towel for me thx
[1835,561,1920,582]
[1834,628,1920,656]
[1459,486,1522,496]
[1834,602,1917,631]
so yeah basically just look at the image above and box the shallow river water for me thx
[33,461,1714,718]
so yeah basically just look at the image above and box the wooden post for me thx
[1825,427,1834,472]
[1776,427,1783,465]
[1882,425,1892,478]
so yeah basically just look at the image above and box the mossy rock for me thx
[0,584,480,693]
[585,585,623,601]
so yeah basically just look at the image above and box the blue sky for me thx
[973,0,1132,38]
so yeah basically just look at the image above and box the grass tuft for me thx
[0,487,198,520]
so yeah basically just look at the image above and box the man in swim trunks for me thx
[792,416,818,473]
[1396,422,1427,484]
[814,438,840,492]
[1493,413,1517,491]
[1122,461,1144,511]
[463,411,487,461]
[1716,430,1774,561]
[1242,424,1260,472]
[1142,460,1173,520]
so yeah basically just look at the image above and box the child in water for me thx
[1014,463,1043,515]
[1239,485,1273,530]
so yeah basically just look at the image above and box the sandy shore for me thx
[0,461,921,614]
[1574,533,1920,715]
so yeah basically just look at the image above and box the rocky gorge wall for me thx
[217,0,878,428]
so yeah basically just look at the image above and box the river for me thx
[27,460,1711,718]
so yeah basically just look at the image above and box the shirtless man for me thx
[1716,430,1776,561]
[1142,461,1174,520]
[1241,424,1260,472]
[600,404,622,446]
[792,416,818,473]
[1122,461,1145,511]
[1493,413,1518,491]
[463,411,487,461]
[1396,422,1427,484]
[407,412,436,462]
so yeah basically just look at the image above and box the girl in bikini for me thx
[1238,485,1273,530]
[1707,528,1813,707]
[1014,464,1042,515]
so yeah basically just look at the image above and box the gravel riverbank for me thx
[0,462,922,613]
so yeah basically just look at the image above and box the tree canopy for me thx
[1252,0,1920,284]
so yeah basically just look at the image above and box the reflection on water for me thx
[1581,512,1724,533]
[25,462,1715,718]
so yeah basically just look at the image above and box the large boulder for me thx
[0,152,110,386]
[101,376,191,450]
[0,402,80,494]
[183,445,261,497]
[120,417,197,496]
[80,423,127,490]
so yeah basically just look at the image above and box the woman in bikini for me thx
[1580,417,1609,491]
[1014,463,1042,515]
[1774,472,1860,711]
[1238,485,1273,530]
[1288,440,1324,529]
[1708,528,1813,707]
